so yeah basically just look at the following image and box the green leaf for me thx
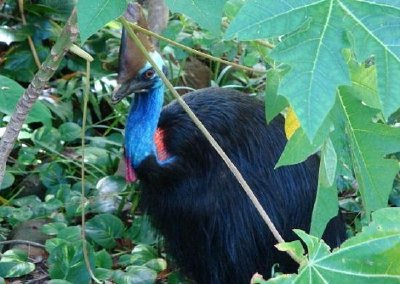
[94,267,113,281]
[0,172,14,190]
[33,127,62,151]
[336,90,400,214]
[85,214,124,249]
[92,176,126,213]
[95,249,113,269]
[0,26,32,45]
[274,208,400,283]
[165,0,226,34]
[145,258,167,273]
[227,1,400,139]
[59,122,81,142]
[310,139,339,238]
[0,249,35,278]
[0,75,52,124]
[264,68,288,123]
[48,241,94,283]
[276,115,331,167]
[47,280,73,284]
[340,0,400,119]
[39,163,68,191]
[112,266,157,284]
[118,245,157,266]
[126,215,159,245]
[41,222,68,236]
[77,0,127,43]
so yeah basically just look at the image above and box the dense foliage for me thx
[0,0,399,283]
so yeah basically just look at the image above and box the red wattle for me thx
[154,128,169,161]
[125,156,137,183]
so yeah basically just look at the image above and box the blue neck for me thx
[125,84,164,168]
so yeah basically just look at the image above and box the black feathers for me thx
[136,87,345,284]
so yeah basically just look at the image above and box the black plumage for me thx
[136,87,345,283]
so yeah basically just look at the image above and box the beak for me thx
[111,78,153,104]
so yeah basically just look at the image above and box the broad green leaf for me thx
[92,176,126,213]
[229,1,400,140]
[165,0,226,34]
[276,114,331,167]
[48,241,94,283]
[94,267,113,281]
[226,0,351,139]
[33,127,62,151]
[77,0,126,43]
[264,68,288,123]
[59,122,81,142]
[85,214,124,249]
[112,266,157,284]
[145,258,167,273]
[340,0,400,119]
[346,52,381,110]
[0,75,52,124]
[41,222,68,236]
[126,215,159,245]
[270,208,400,283]
[95,249,113,269]
[310,139,339,238]
[0,249,35,278]
[336,90,400,214]
[0,172,14,190]
[118,244,157,266]
[0,26,32,45]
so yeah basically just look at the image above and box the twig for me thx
[130,23,264,74]
[0,9,78,188]
[80,60,101,284]
[121,17,300,264]
[0,240,45,248]
[18,0,41,69]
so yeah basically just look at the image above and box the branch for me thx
[0,9,78,188]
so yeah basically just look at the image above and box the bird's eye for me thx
[144,69,155,79]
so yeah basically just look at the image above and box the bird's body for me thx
[137,87,321,283]
[112,4,345,283]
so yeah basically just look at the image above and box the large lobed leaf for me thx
[77,0,127,43]
[258,208,400,283]
[336,89,400,214]
[165,0,226,34]
[226,0,400,140]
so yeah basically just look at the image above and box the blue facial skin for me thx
[125,66,165,169]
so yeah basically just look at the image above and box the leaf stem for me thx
[130,23,264,74]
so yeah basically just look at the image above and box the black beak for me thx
[111,79,153,104]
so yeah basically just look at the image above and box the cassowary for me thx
[112,4,345,283]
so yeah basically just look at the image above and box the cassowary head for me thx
[111,2,166,104]
[111,3,168,183]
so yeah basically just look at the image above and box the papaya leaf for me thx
[336,90,400,214]
[165,0,226,34]
[269,208,400,283]
[226,1,400,140]
[77,0,126,43]
[264,68,288,123]
[340,0,400,119]
[226,0,351,140]
[310,138,339,238]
